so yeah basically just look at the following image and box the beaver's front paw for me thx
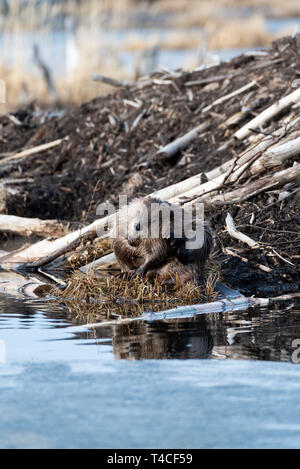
[114,270,137,279]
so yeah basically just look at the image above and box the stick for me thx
[92,74,131,88]
[202,80,257,113]
[225,213,259,248]
[65,296,270,332]
[223,247,272,273]
[156,121,210,159]
[0,138,65,165]
[234,87,300,140]
[271,293,300,302]
[185,74,235,87]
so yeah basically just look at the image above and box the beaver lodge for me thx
[0,35,300,322]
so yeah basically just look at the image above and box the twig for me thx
[223,247,272,273]
[226,213,259,248]
[185,74,236,87]
[0,138,66,165]
[92,74,131,88]
[270,249,296,267]
[202,80,257,113]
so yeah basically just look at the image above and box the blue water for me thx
[0,294,300,449]
[1,16,300,79]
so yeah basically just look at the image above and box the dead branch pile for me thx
[0,35,299,297]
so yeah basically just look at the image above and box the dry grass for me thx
[122,14,294,53]
[207,15,274,49]
[52,269,220,322]
[0,48,129,113]
[153,0,300,22]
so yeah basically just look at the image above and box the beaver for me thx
[111,197,213,282]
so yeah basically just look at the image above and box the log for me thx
[234,87,300,140]
[151,159,232,201]
[0,270,52,298]
[0,239,61,270]
[28,216,112,268]
[204,163,300,206]
[171,128,300,205]
[259,135,300,169]
[0,214,67,238]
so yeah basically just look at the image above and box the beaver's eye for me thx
[135,222,141,232]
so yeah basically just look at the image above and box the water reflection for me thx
[112,317,214,360]
[0,293,300,363]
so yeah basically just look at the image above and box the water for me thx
[0,293,300,449]
[1,16,300,79]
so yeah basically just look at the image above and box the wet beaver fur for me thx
[111,197,213,284]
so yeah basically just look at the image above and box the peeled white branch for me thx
[0,214,67,238]
[202,80,257,113]
[172,128,300,205]
[204,163,300,206]
[156,121,210,159]
[226,213,259,248]
[234,87,300,140]
[80,253,118,273]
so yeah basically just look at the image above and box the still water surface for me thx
[0,293,300,449]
